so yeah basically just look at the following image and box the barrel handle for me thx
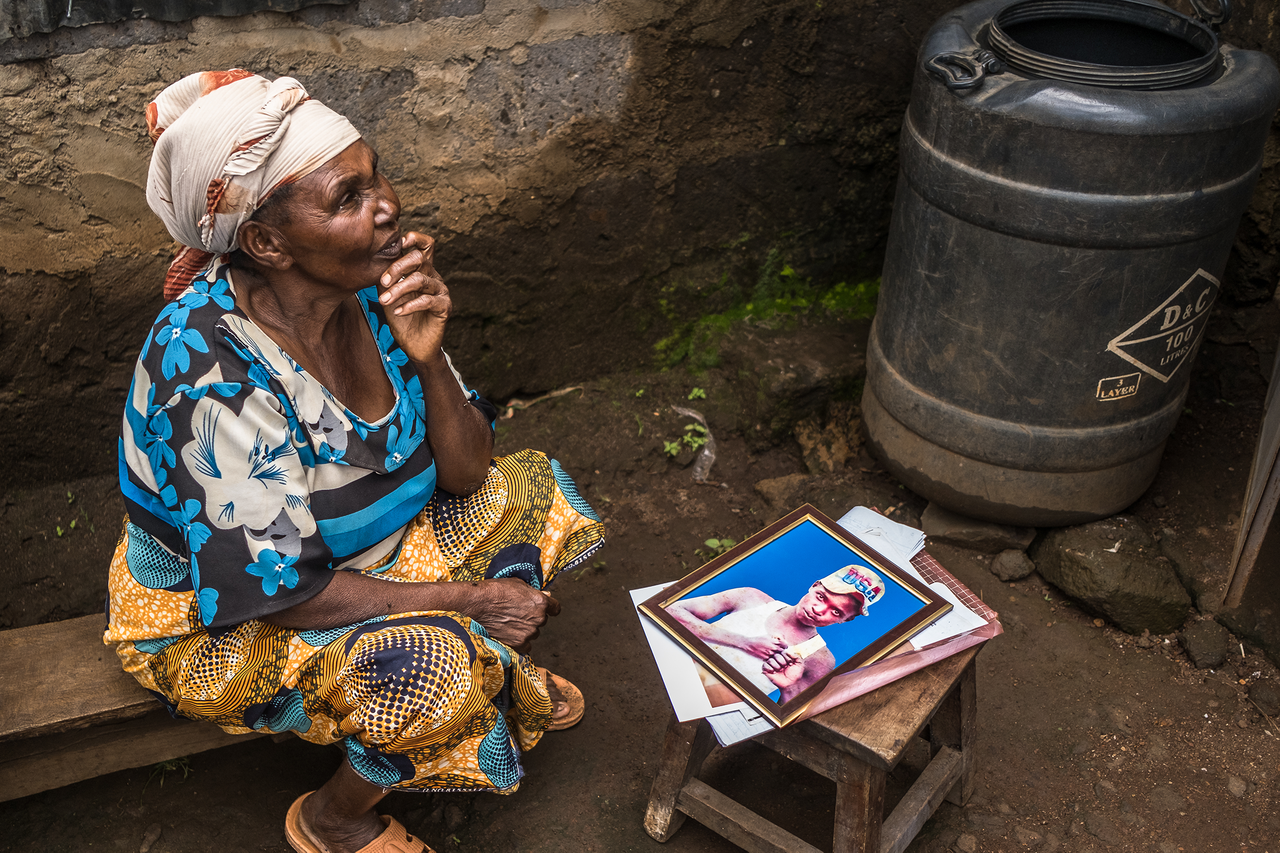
[1189,0,1230,31]
[926,49,1007,91]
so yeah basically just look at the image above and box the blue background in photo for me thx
[680,519,927,668]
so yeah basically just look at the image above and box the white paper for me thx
[706,707,775,746]
[630,583,752,721]
[837,506,925,564]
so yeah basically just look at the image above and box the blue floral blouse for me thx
[117,259,497,630]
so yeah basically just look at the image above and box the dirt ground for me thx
[4,303,1280,853]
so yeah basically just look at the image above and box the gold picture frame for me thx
[639,504,950,728]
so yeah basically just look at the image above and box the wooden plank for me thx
[929,659,977,806]
[801,647,980,770]
[833,750,885,853]
[756,724,841,781]
[1226,344,1280,606]
[0,710,264,802]
[643,716,716,842]
[880,747,962,853]
[0,614,156,742]
[677,778,823,853]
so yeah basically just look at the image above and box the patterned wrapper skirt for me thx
[105,450,605,792]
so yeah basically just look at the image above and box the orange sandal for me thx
[286,792,434,853]
[538,668,585,731]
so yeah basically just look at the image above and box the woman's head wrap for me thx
[146,69,362,300]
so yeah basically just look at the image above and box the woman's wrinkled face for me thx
[270,139,402,291]
[795,582,860,627]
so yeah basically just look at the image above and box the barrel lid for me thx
[987,0,1221,89]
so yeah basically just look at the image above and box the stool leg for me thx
[929,657,977,806]
[833,751,886,853]
[643,715,716,842]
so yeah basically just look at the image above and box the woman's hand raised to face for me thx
[377,231,450,365]
[374,228,493,496]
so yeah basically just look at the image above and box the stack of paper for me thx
[836,506,926,567]
[631,506,999,747]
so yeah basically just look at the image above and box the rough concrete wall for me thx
[6,0,1280,489]
[1,0,954,487]
[1219,0,1280,305]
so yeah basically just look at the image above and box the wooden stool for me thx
[644,647,979,853]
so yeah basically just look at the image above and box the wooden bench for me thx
[644,647,979,853]
[0,614,262,802]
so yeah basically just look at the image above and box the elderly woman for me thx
[104,70,604,853]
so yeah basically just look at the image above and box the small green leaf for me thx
[701,537,737,557]
[56,526,64,537]
[663,440,682,457]
[687,387,707,400]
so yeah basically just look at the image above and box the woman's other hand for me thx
[264,573,559,654]
[377,231,449,364]
[470,580,562,654]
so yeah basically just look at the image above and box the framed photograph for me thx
[638,504,950,728]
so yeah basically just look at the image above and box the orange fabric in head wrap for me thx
[145,70,362,300]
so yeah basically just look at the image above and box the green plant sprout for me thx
[683,423,709,450]
[143,757,192,794]
[664,422,710,457]
[687,387,706,400]
[698,537,738,559]
[571,559,607,580]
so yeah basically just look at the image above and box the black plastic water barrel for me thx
[864,0,1280,526]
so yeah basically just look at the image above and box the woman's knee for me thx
[336,618,490,740]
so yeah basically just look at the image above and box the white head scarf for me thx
[146,70,362,299]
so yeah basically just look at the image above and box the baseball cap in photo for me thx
[818,564,885,614]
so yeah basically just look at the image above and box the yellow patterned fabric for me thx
[108,450,603,792]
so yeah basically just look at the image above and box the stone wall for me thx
[1219,0,1280,305]
[3,0,1280,488]
[0,0,958,486]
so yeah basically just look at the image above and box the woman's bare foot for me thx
[292,761,389,853]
